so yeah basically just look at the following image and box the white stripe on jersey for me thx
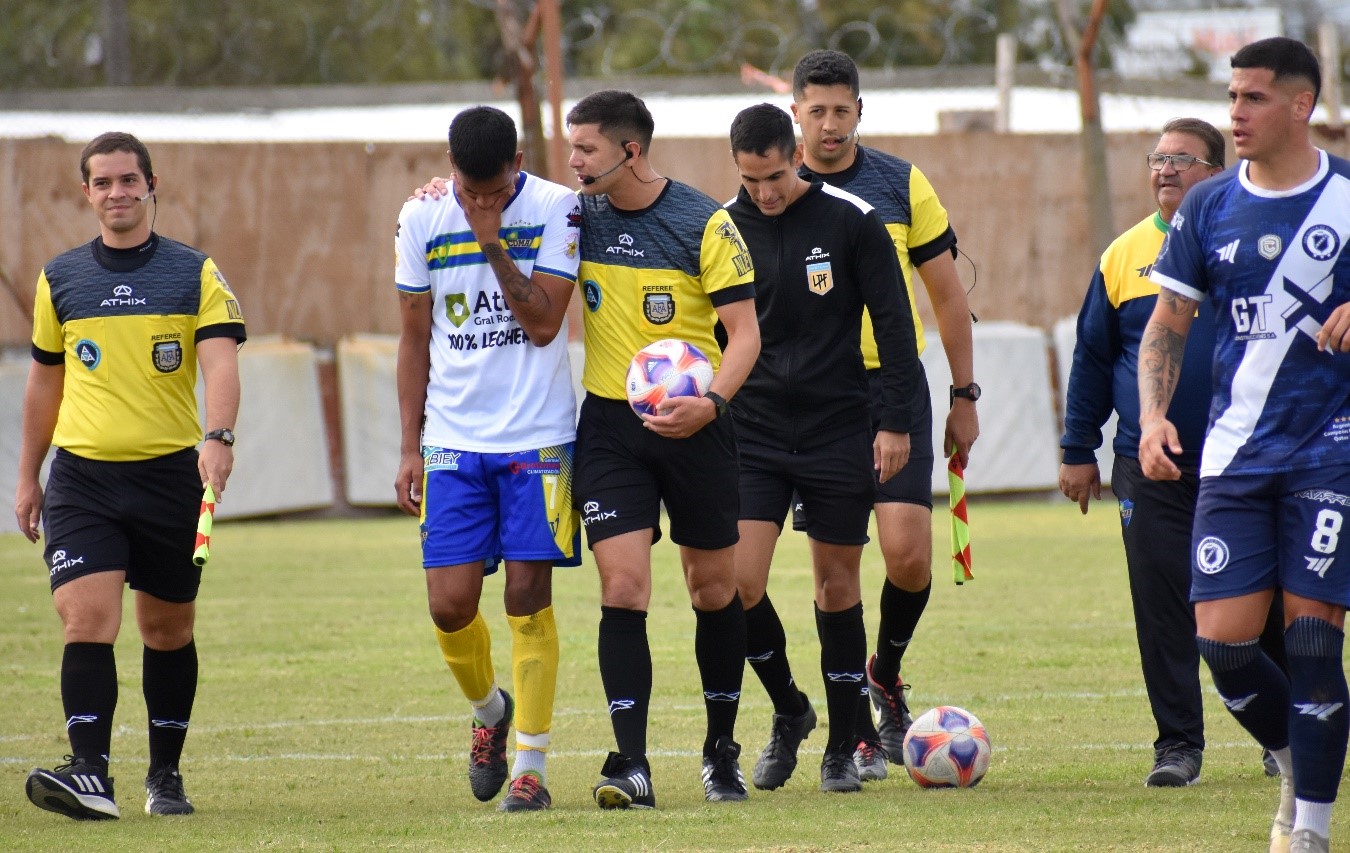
[1203,171,1350,475]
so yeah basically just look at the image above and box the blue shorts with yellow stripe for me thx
[420,443,582,572]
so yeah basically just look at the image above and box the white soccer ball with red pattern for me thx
[902,705,991,788]
[625,339,714,418]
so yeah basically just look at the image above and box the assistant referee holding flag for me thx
[16,131,245,821]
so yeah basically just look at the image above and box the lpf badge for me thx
[1258,234,1282,260]
[152,340,182,373]
[807,261,834,295]
[643,293,674,324]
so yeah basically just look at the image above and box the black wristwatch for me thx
[950,383,981,405]
[704,391,729,419]
[203,427,236,447]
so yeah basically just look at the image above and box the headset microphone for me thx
[579,146,633,186]
[134,192,153,203]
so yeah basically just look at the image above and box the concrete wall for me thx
[1,131,1187,348]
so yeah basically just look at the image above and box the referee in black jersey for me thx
[15,132,244,821]
[722,104,921,793]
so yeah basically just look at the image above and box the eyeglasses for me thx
[1146,153,1216,172]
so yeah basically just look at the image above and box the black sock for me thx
[744,595,805,717]
[598,606,651,765]
[1285,617,1349,802]
[1197,635,1289,749]
[872,578,930,684]
[816,603,865,753]
[143,640,198,773]
[695,594,746,756]
[62,642,118,771]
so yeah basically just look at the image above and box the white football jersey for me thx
[395,172,581,452]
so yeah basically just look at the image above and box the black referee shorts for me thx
[42,447,203,602]
[739,428,876,546]
[573,393,740,551]
[792,364,934,530]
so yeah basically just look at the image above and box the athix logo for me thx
[1295,702,1344,721]
[607,699,635,715]
[703,691,741,702]
[1223,694,1256,712]
[582,500,617,525]
[49,549,86,576]
[805,246,831,262]
[606,233,644,258]
[66,714,98,728]
[101,283,147,307]
[151,718,190,730]
[746,651,774,662]
[1306,556,1336,578]
[1215,239,1240,263]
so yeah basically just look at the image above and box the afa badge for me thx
[643,293,674,325]
[807,261,834,295]
[152,340,182,373]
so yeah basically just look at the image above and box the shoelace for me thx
[147,769,185,799]
[470,722,504,766]
[856,740,886,765]
[877,681,911,724]
[508,773,543,800]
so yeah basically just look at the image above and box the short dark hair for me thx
[80,131,153,185]
[1231,37,1321,107]
[1161,117,1226,168]
[448,106,518,181]
[566,90,654,153]
[792,49,860,100]
[730,104,797,161]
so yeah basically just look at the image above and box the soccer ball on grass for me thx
[902,705,991,788]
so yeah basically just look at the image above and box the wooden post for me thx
[995,33,1016,133]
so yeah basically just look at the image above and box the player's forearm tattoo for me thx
[1158,289,1198,319]
[1139,320,1187,426]
[482,242,549,319]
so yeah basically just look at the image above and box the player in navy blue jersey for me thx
[1140,37,1350,853]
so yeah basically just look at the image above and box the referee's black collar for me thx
[91,233,159,273]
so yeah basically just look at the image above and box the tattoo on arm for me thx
[1158,289,1198,318]
[482,242,549,320]
[1139,321,1186,426]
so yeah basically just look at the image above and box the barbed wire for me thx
[5,0,1014,88]
[6,1,1342,90]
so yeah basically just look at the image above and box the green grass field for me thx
[0,500,1326,851]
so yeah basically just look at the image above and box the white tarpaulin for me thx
[924,321,1062,495]
[199,337,334,519]
[1052,315,1117,487]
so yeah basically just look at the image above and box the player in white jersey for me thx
[394,106,582,812]
[1140,38,1350,853]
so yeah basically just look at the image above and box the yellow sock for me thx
[434,611,495,705]
[507,606,558,750]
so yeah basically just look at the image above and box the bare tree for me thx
[495,0,548,175]
[1054,0,1113,256]
[101,0,132,86]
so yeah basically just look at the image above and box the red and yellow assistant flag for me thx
[948,455,973,584]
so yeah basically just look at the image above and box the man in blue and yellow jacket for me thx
[1060,118,1281,788]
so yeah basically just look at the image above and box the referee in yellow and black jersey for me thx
[566,90,761,809]
[15,132,245,822]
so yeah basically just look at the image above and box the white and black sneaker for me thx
[592,752,656,809]
[26,757,120,820]
[145,766,194,815]
[701,737,748,802]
